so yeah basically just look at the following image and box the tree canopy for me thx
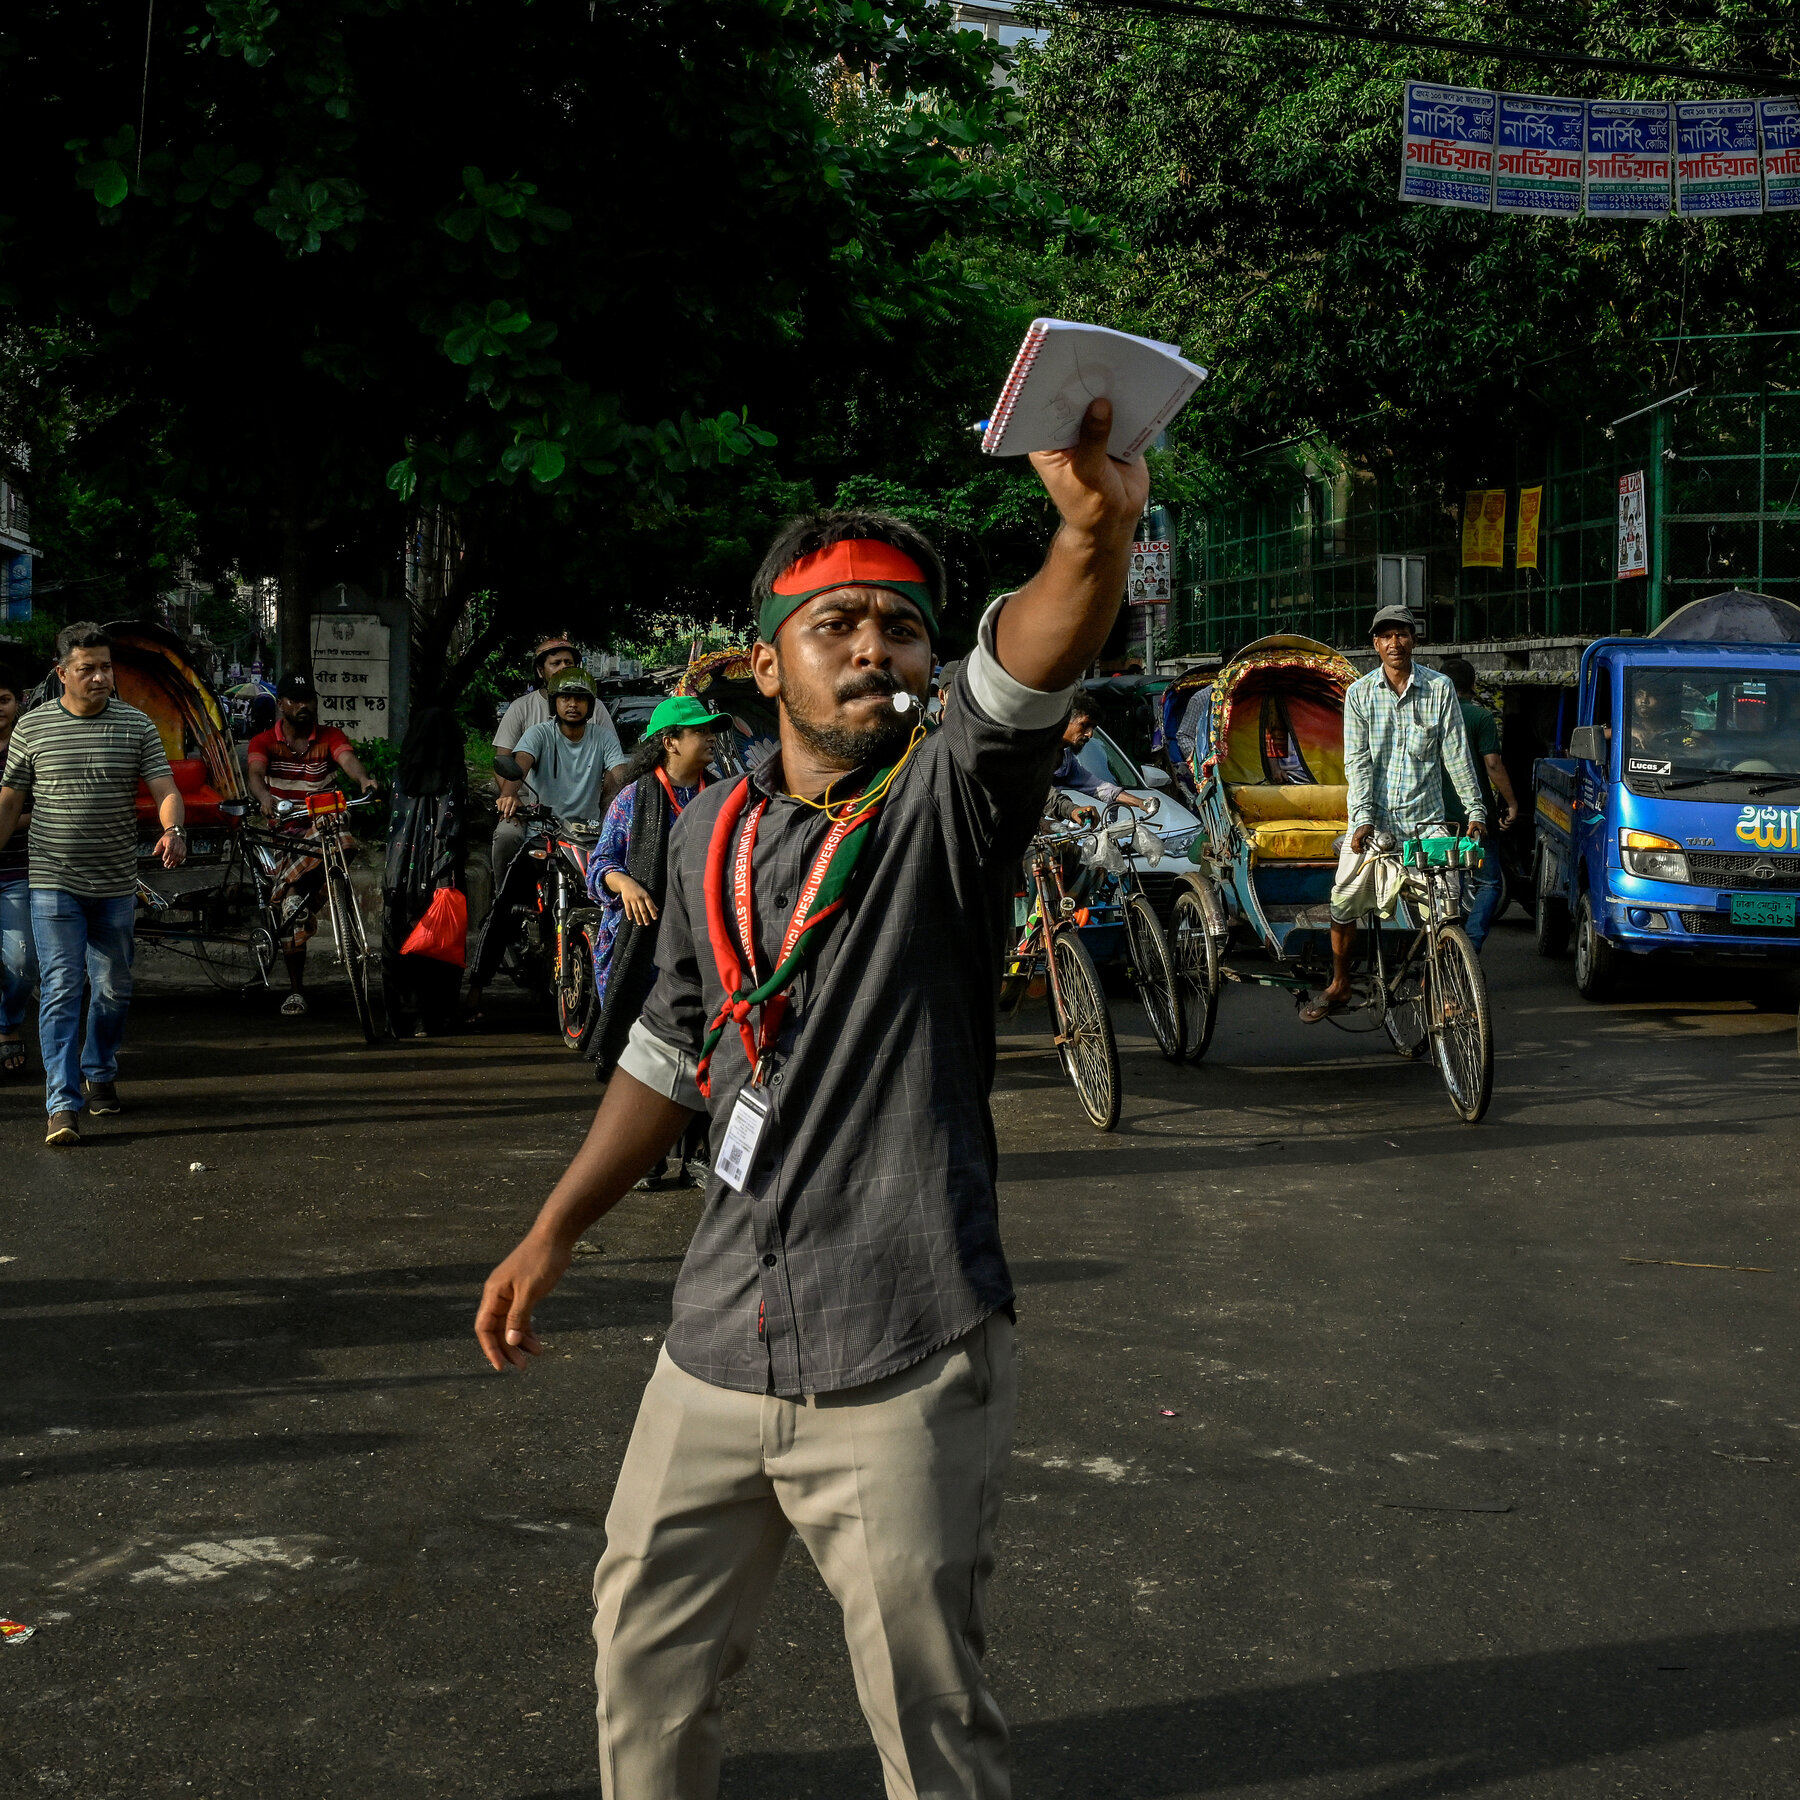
[1004,0,1800,498]
[2,0,1103,693]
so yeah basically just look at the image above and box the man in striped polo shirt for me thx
[0,622,187,1144]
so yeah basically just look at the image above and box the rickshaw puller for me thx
[1301,604,1487,1023]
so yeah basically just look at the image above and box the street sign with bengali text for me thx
[311,613,392,742]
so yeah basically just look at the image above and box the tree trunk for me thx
[276,470,310,680]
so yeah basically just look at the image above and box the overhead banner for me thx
[1495,94,1584,215]
[1675,100,1763,215]
[1462,490,1508,568]
[1400,82,1496,210]
[1516,485,1544,570]
[1584,100,1673,218]
[1759,99,1800,211]
[1617,472,1649,580]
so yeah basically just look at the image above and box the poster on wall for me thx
[1129,539,1172,605]
[1399,82,1497,209]
[1617,472,1649,579]
[1462,490,1508,568]
[1582,100,1673,219]
[311,613,392,741]
[1675,100,1763,216]
[1760,98,1800,211]
[1494,94,1584,215]
[1516,485,1544,570]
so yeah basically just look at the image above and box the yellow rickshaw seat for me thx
[1227,783,1350,863]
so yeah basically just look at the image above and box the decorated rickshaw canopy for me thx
[1199,635,1358,786]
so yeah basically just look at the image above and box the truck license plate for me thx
[1730,893,1796,929]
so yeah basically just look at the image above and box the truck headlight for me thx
[1620,828,1689,883]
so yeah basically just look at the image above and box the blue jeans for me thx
[1462,858,1505,953]
[0,878,37,1035]
[30,889,137,1116]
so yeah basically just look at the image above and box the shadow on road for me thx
[513,1625,1800,1799]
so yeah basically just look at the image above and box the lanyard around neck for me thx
[695,774,885,1098]
[654,766,701,815]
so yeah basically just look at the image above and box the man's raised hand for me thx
[1027,398,1152,543]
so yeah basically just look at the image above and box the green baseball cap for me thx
[647,695,730,737]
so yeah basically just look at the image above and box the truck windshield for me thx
[1625,669,1800,779]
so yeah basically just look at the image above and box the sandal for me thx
[280,992,309,1017]
[0,1037,25,1076]
[1299,993,1348,1024]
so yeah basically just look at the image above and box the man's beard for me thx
[780,670,912,769]
[291,710,317,731]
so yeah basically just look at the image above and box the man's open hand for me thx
[1027,398,1151,542]
[475,1234,572,1371]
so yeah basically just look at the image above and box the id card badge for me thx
[714,1085,772,1193]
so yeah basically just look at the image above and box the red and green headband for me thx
[761,538,938,643]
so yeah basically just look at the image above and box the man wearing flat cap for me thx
[1301,604,1487,1022]
[477,399,1148,1798]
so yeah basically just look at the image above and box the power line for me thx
[1021,1,1800,93]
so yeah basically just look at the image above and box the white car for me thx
[1054,726,1201,921]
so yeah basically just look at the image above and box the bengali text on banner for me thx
[1675,100,1763,216]
[1758,98,1800,211]
[1516,486,1543,571]
[1462,490,1508,569]
[1399,82,1496,210]
[1584,99,1673,219]
[1495,94,1584,215]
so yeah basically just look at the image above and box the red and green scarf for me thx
[695,772,890,1097]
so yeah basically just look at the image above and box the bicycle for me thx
[1341,830,1495,1124]
[1001,816,1123,1131]
[269,791,383,1043]
[1079,800,1184,1064]
[134,791,382,1041]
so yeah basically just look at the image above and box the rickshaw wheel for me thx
[1124,894,1184,1062]
[1050,927,1120,1131]
[1381,955,1430,1061]
[1171,884,1221,1063]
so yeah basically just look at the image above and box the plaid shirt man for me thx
[1344,661,1487,835]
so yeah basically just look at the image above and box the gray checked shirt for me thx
[1344,662,1487,836]
[617,598,1071,1397]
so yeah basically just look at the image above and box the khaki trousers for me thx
[592,1313,1017,1800]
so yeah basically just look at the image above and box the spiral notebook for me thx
[981,319,1207,460]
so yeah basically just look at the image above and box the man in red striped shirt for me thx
[247,672,378,1017]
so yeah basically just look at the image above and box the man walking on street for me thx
[0,623,186,1143]
[1438,656,1519,952]
[476,398,1147,1799]
[1301,605,1487,1021]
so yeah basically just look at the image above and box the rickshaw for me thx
[1170,634,1494,1123]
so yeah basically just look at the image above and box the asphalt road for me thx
[4,914,1798,1798]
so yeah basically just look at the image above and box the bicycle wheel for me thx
[327,868,380,1044]
[1050,926,1120,1131]
[1124,892,1183,1062]
[1170,884,1221,1063]
[559,918,601,1054]
[1429,923,1492,1123]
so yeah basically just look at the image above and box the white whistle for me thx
[891,691,920,714]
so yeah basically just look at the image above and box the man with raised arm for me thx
[475,400,1146,1800]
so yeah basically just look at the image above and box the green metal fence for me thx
[1171,386,1800,657]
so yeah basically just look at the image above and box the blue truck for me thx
[1534,630,1800,998]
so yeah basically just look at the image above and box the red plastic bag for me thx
[401,887,468,967]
